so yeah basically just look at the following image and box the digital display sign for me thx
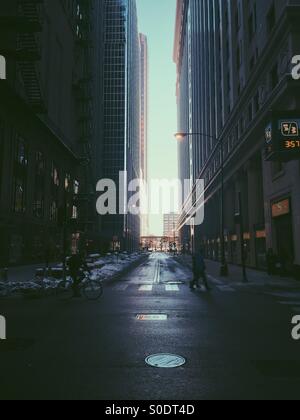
[265,112,300,161]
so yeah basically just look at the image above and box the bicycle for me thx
[56,271,103,301]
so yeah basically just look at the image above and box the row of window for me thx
[9,137,79,222]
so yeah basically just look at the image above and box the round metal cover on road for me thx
[145,354,186,368]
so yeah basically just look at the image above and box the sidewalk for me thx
[0,263,58,283]
[176,255,300,290]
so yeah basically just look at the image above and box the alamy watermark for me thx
[291,316,300,341]
[96,172,205,226]
[292,55,300,80]
[0,315,6,340]
[0,55,6,80]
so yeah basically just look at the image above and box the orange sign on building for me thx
[272,199,290,218]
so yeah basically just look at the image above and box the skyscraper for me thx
[174,0,300,276]
[101,0,141,252]
[139,33,149,237]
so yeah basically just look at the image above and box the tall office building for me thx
[101,0,141,252]
[139,33,149,237]
[163,213,179,239]
[174,0,300,276]
[0,0,103,266]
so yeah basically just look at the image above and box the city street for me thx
[0,253,300,400]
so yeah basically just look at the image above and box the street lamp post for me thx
[174,132,229,277]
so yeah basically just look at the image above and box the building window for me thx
[15,137,28,166]
[13,137,28,213]
[51,163,60,187]
[33,152,45,218]
[50,200,58,221]
[13,177,26,213]
[74,180,79,195]
[50,162,60,221]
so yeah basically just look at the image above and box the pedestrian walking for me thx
[190,250,211,291]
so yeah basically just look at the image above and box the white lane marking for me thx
[114,284,129,291]
[139,285,153,292]
[153,260,161,284]
[165,285,179,292]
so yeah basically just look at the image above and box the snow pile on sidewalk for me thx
[92,252,145,280]
[0,253,147,296]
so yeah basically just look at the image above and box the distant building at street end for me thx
[174,0,300,278]
[163,213,179,239]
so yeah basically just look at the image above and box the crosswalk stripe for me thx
[165,285,179,291]
[139,285,153,291]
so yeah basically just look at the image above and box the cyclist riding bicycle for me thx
[67,252,91,297]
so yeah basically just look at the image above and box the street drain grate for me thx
[254,361,300,378]
[0,338,34,352]
[145,354,186,368]
[137,314,168,321]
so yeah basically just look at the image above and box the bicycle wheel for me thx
[56,281,74,300]
[82,280,103,301]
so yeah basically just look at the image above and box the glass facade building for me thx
[101,0,141,251]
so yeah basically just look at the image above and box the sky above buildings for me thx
[136,0,178,236]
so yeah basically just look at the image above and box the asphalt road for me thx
[0,253,300,400]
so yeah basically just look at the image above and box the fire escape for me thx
[17,0,46,113]
[73,0,96,246]
[0,1,45,113]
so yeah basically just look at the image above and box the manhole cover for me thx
[145,354,186,368]
[137,314,168,321]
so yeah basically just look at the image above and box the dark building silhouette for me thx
[174,0,300,276]
[0,0,104,266]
